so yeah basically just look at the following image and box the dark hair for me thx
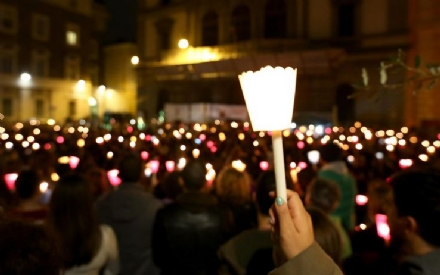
[118,154,142,182]
[15,170,40,200]
[162,171,184,200]
[182,160,207,190]
[307,207,342,264]
[255,171,295,215]
[307,178,341,213]
[319,143,342,163]
[47,173,101,268]
[390,167,440,247]
[0,219,60,275]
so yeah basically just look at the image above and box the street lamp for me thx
[131,56,139,65]
[20,73,31,82]
[178,39,189,49]
[239,66,297,201]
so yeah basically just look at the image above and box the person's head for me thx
[255,171,295,215]
[15,169,40,200]
[161,171,184,200]
[319,143,343,164]
[367,179,391,220]
[307,207,342,264]
[216,167,251,204]
[386,167,440,254]
[305,178,341,214]
[0,219,60,275]
[182,160,207,191]
[47,173,100,268]
[86,167,108,199]
[118,154,142,182]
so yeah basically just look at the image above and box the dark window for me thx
[264,0,286,39]
[68,100,76,117]
[0,54,13,74]
[160,0,171,6]
[35,58,47,77]
[35,99,44,117]
[159,32,171,50]
[202,11,219,46]
[338,4,355,37]
[231,5,251,42]
[155,18,174,51]
[2,98,12,116]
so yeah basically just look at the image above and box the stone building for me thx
[136,0,409,127]
[0,0,108,122]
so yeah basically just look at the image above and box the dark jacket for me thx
[97,183,163,275]
[399,249,440,275]
[152,191,225,275]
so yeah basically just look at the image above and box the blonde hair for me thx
[215,167,252,204]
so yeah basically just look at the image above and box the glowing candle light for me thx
[307,150,320,165]
[232,160,247,172]
[165,161,175,172]
[259,161,269,171]
[69,156,80,169]
[107,169,121,187]
[356,195,368,206]
[39,181,49,193]
[192,149,200,159]
[399,159,413,169]
[149,160,160,174]
[4,173,18,191]
[376,214,391,243]
[140,151,149,161]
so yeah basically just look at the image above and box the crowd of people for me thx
[0,120,440,275]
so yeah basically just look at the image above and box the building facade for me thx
[0,0,108,123]
[137,0,410,127]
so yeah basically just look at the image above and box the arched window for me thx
[231,5,251,42]
[264,0,286,38]
[338,3,355,37]
[202,11,219,46]
[335,83,355,126]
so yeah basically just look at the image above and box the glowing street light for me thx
[20,73,32,82]
[178,39,189,49]
[88,97,97,106]
[239,66,297,201]
[131,56,139,65]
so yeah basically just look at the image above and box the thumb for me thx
[274,197,298,236]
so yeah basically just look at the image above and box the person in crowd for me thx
[386,167,440,275]
[153,159,225,275]
[318,143,357,231]
[160,171,184,204]
[215,166,255,236]
[97,154,162,275]
[269,189,344,275]
[9,169,47,224]
[85,167,109,201]
[47,173,119,275]
[0,219,60,275]
[218,171,283,275]
[305,177,352,261]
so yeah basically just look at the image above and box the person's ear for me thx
[403,216,419,237]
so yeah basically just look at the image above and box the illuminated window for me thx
[264,0,286,38]
[0,4,17,34]
[202,11,218,46]
[66,23,80,46]
[231,5,251,42]
[32,14,50,40]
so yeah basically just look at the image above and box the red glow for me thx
[298,161,307,170]
[325,127,332,134]
[149,160,160,174]
[165,161,175,172]
[44,143,51,150]
[207,141,214,148]
[376,214,391,242]
[107,169,121,187]
[127,126,133,133]
[356,195,368,206]
[56,136,64,144]
[4,173,18,191]
[210,146,217,153]
[140,151,149,161]
[145,135,151,141]
[199,134,206,141]
[69,156,80,169]
[297,141,305,149]
[259,161,269,171]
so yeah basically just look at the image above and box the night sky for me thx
[102,0,137,44]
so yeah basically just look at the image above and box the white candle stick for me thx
[272,131,287,201]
